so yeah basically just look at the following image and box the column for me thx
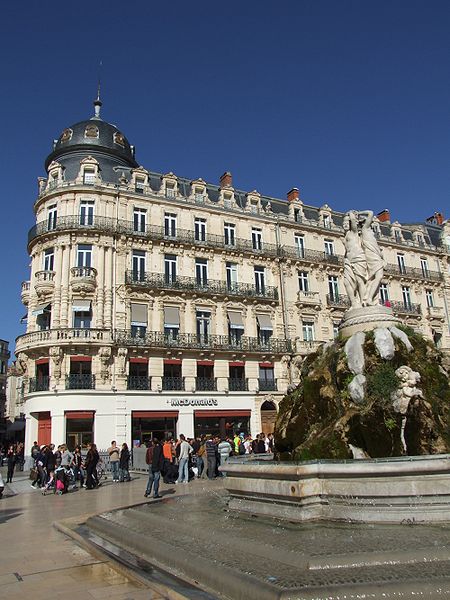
[59,244,71,328]
[52,245,63,327]
[95,244,105,328]
[104,246,113,329]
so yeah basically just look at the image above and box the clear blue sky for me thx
[1,0,449,353]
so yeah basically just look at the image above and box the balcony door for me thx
[196,311,210,343]
[132,250,146,281]
[164,254,177,284]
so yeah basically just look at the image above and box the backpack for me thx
[238,441,246,455]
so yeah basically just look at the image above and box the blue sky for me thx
[1,0,450,353]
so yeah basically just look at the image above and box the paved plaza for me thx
[0,468,219,599]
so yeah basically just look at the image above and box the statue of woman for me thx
[343,211,367,308]
[359,210,385,306]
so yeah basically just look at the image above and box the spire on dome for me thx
[92,62,103,119]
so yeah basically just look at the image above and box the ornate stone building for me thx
[16,98,450,451]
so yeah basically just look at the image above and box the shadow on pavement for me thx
[0,509,23,524]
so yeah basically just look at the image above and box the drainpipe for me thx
[275,220,290,345]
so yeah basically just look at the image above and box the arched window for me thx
[85,124,99,139]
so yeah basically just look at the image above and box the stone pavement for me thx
[0,468,222,600]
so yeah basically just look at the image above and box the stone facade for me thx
[16,106,450,452]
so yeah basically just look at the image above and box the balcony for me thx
[66,374,95,390]
[125,271,278,302]
[389,301,421,316]
[116,331,292,354]
[326,294,351,309]
[34,270,55,297]
[70,266,97,294]
[29,376,49,393]
[384,264,443,282]
[278,246,344,266]
[127,375,152,390]
[296,340,324,354]
[21,281,30,306]
[195,377,217,391]
[162,376,185,391]
[296,291,321,309]
[258,378,278,392]
[28,215,118,247]
[427,306,445,320]
[16,328,114,353]
[228,378,249,392]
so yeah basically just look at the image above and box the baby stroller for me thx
[54,465,71,495]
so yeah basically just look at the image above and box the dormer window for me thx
[250,201,259,214]
[194,188,204,203]
[83,168,95,185]
[85,124,99,139]
[135,177,145,193]
[60,128,72,143]
[417,234,424,247]
[294,208,302,223]
[114,132,125,147]
[323,214,332,229]
[394,229,402,242]
[166,183,175,198]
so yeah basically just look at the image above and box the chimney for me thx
[220,171,232,188]
[377,209,390,223]
[287,187,299,202]
[426,211,444,226]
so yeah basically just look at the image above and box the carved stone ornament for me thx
[391,365,423,416]
[49,346,63,382]
[16,353,28,377]
[291,354,303,380]
[98,346,112,383]
[280,355,291,380]
[117,347,128,375]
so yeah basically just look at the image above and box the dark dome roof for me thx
[45,115,138,170]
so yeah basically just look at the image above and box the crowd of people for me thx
[28,440,132,494]
[1,431,273,498]
[143,432,274,498]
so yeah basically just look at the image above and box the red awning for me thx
[129,358,148,364]
[133,411,179,419]
[65,411,95,419]
[197,360,214,366]
[70,356,92,362]
[259,362,274,367]
[35,358,49,365]
[194,410,251,418]
[229,361,245,367]
[164,359,182,365]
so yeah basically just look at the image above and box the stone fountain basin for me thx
[220,454,450,524]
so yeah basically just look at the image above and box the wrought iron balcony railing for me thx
[115,330,292,354]
[326,294,351,308]
[28,215,118,245]
[29,376,49,393]
[125,271,278,301]
[384,264,443,282]
[228,378,249,391]
[66,374,95,390]
[195,377,217,391]
[258,378,278,392]
[127,375,152,390]
[278,246,344,266]
[389,300,421,315]
[162,376,185,391]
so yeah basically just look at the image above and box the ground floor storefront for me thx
[24,391,280,453]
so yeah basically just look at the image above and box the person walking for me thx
[6,445,16,483]
[119,443,131,482]
[217,438,232,475]
[108,441,120,482]
[85,443,99,489]
[205,435,217,480]
[71,445,84,488]
[145,438,164,498]
[176,434,192,484]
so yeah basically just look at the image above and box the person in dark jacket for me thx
[144,438,164,498]
[119,443,131,482]
[43,445,56,485]
[71,445,84,488]
[85,443,99,489]
[6,445,16,483]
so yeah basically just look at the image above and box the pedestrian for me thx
[85,443,99,489]
[144,438,163,498]
[196,438,206,478]
[119,443,131,482]
[108,440,120,482]
[71,445,84,488]
[6,445,16,483]
[176,434,193,484]
[60,444,73,467]
[205,435,217,480]
[218,437,232,474]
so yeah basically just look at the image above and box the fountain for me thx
[221,210,450,524]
